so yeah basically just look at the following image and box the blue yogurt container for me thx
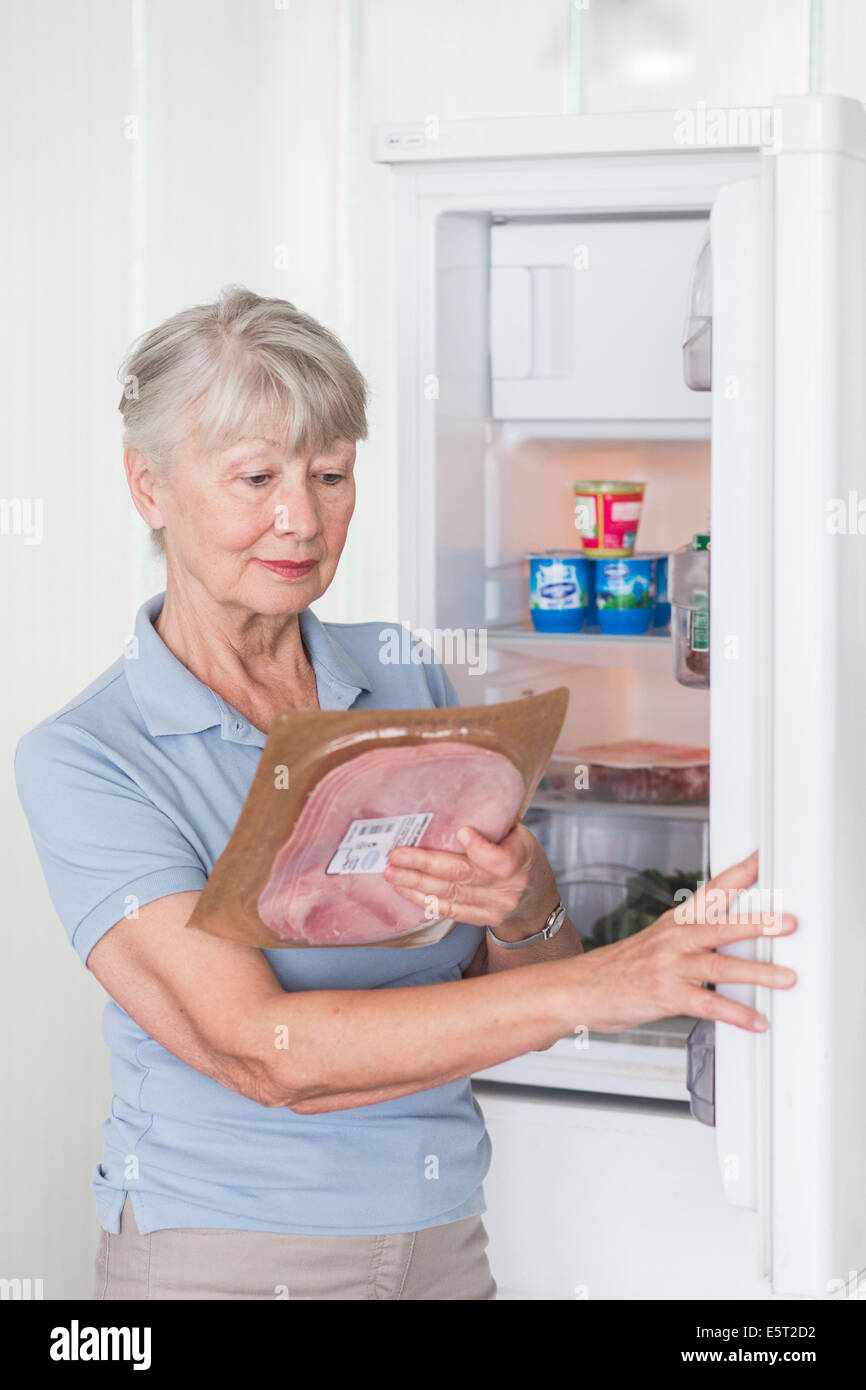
[652,553,671,629]
[595,556,655,635]
[527,551,590,632]
[632,551,671,628]
[584,558,598,627]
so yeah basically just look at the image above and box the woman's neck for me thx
[154,577,320,726]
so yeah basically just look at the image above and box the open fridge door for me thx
[766,93,866,1299]
[712,94,866,1298]
[708,171,764,1220]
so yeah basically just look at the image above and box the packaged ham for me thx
[185,687,568,949]
[538,740,709,805]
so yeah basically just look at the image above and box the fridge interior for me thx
[434,210,713,1082]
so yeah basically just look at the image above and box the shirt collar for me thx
[123,591,372,743]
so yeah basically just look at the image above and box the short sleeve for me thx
[421,655,462,709]
[14,721,207,967]
[439,666,462,708]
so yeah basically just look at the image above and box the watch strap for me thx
[486,899,567,951]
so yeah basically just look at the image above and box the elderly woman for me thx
[15,287,796,1301]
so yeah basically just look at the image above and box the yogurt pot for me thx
[595,556,655,635]
[635,551,671,629]
[573,481,646,557]
[527,551,589,633]
[584,557,598,627]
[653,553,671,629]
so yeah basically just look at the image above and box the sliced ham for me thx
[257,743,525,945]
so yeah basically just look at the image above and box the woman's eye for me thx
[318,472,345,485]
[244,474,272,487]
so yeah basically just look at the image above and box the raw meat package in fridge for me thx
[185,687,569,948]
[538,740,710,804]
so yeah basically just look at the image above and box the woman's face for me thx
[148,429,357,613]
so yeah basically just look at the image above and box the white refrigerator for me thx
[373,94,866,1301]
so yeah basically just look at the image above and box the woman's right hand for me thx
[562,850,797,1035]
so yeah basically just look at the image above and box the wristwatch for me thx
[486,899,567,951]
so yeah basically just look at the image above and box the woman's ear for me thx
[124,448,166,532]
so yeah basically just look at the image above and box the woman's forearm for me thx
[243,957,577,1112]
[288,921,587,1112]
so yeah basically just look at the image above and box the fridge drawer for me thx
[524,799,709,950]
[473,1015,693,1101]
[474,802,708,1101]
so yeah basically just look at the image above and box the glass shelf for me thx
[487,618,673,670]
[528,793,709,821]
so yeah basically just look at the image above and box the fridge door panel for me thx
[708,174,764,1215]
[769,94,866,1299]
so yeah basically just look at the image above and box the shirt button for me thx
[233,719,245,735]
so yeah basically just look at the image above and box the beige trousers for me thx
[93,1195,497,1300]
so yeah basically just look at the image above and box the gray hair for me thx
[117,285,369,556]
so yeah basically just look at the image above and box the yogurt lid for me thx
[525,549,586,559]
[572,480,646,494]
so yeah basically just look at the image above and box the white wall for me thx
[1,0,858,1299]
[1,0,138,1301]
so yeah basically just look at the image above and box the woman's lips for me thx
[254,558,317,579]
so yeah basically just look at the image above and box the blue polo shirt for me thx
[14,591,491,1235]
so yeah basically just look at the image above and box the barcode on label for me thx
[326,811,433,875]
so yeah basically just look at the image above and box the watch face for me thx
[546,905,565,935]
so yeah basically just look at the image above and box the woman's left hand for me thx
[383,822,559,931]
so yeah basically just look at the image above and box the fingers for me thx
[689,911,798,949]
[690,953,797,990]
[385,824,528,909]
[688,849,758,922]
[389,823,524,880]
[385,845,477,887]
[385,880,489,927]
[682,985,770,1032]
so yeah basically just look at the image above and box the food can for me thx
[573,481,646,557]
[526,551,590,633]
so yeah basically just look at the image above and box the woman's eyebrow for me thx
[227,437,283,453]
[223,438,354,463]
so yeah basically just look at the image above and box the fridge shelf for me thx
[529,793,708,821]
[487,619,673,670]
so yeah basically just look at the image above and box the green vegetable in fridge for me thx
[582,867,704,951]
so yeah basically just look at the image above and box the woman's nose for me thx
[273,486,319,539]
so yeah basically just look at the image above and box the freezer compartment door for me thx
[490,216,710,428]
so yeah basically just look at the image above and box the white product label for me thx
[610,500,643,522]
[325,812,433,875]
